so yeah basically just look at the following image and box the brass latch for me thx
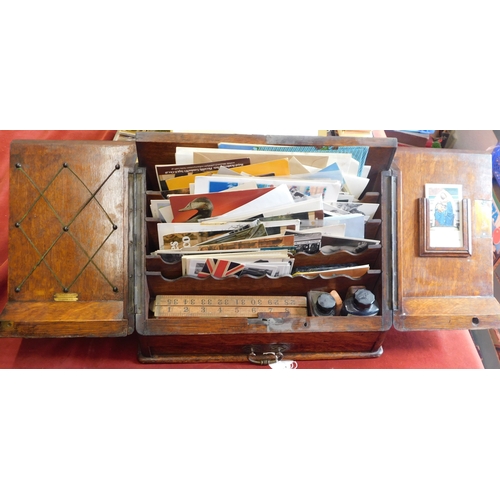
[247,349,284,366]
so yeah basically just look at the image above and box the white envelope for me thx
[361,165,371,179]
[291,224,346,237]
[323,212,365,239]
[259,195,324,219]
[342,174,370,199]
[150,199,170,219]
[323,201,379,221]
[194,174,341,204]
[318,153,354,173]
[206,184,295,221]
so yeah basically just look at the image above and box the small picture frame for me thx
[419,183,471,257]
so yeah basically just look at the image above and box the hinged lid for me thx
[393,148,500,330]
[0,140,137,337]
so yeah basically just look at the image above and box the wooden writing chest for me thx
[1,132,500,364]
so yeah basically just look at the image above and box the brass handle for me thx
[247,350,284,365]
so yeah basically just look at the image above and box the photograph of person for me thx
[425,183,463,247]
[433,189,455,227]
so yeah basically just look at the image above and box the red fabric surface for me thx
[0,328,483,368]
[0,130,484,369]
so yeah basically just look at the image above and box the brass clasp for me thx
[247,350,284,366]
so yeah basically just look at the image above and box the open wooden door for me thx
[0,140,137,338]
[393,148,500,331]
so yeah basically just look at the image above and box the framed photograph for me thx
[419,183,471,256]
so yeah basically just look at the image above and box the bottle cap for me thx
[353,289,375,310]
[317,292,335,314]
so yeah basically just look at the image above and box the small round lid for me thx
[353,289,375,309]
[317,293,335,314]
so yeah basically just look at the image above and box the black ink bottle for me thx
[308,291,336,316]
[312,292,336,316]
[340,289,379,317]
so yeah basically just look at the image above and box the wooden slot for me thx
[146,271,382,299]
[135,132,397,360]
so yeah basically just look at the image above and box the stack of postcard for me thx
[152,142,380,278]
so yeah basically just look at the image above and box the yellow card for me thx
[166,158,290,191]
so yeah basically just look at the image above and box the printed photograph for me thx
[169,187,275,223]
[425,183,463,248]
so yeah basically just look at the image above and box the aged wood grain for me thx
[393,148,500,330]
[135,132,396,361]
[0,140,137,337]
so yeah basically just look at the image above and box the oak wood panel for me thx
[138,330,384,358]
[395,297,500,331]
[141,312,388,335]
[393,148,500,330]
[138,348,384,363]
[395,149,495,298]
[0,301,129,337]
[364,219,382,240]
[0,140,137,338]
[8,141,136,303]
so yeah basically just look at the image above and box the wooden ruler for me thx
[152,295,307,318]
